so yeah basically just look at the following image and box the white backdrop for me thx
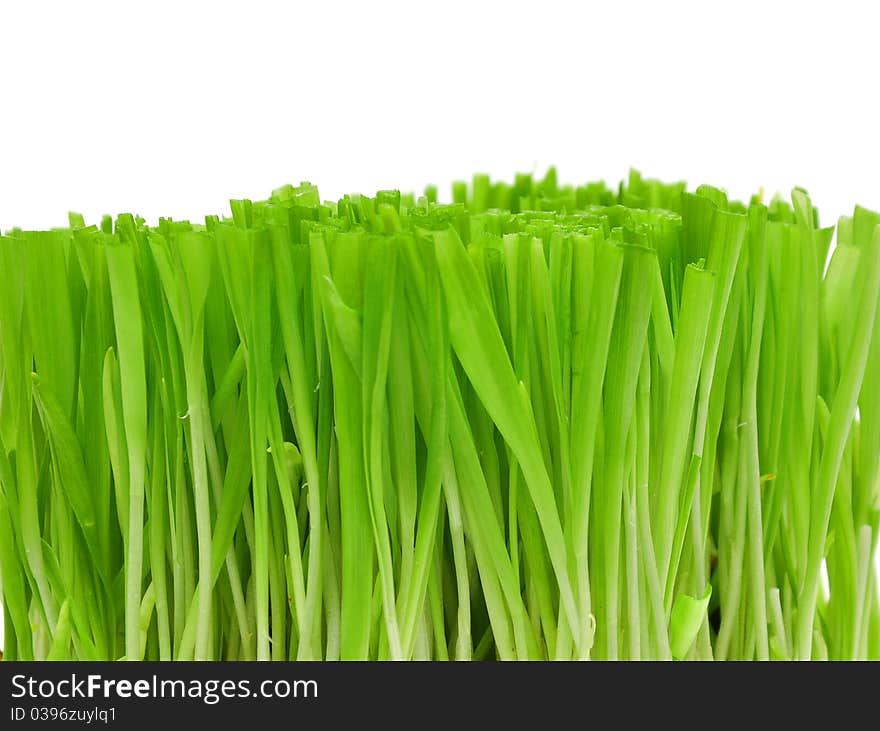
[1,1,879,229]
[1,0,879,650]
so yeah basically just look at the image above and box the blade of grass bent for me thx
[434,227,581,652]
[796,227,880,657]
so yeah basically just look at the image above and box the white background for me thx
[1,1,879,230]
[1,0,879,648]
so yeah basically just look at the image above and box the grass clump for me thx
[0,169,878,660]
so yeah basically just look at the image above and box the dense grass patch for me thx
[1,170,878,660]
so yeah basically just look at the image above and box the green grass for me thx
[0,169,878,660]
